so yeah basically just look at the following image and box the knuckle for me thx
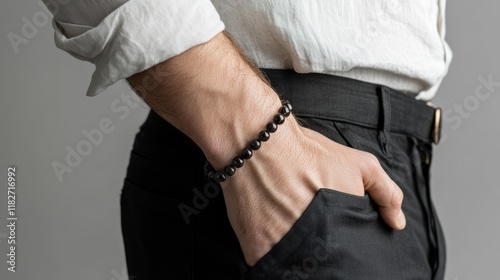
[361,152,381,173]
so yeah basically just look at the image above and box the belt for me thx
[260,69,442,144]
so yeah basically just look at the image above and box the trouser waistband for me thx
[260,69,441,145]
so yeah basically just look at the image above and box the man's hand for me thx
[127,32,405,266]
[221,116,405,265]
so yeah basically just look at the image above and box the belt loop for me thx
[378,87,393,158]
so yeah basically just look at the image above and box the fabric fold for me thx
[52,0,224,96]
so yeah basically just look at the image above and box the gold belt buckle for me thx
[427,102,442,144]
[433,107,442,144]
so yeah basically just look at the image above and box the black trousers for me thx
[120,70,446,279]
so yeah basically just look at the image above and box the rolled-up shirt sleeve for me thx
[46,0,225,96]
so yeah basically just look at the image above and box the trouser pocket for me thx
[244,188,433,280]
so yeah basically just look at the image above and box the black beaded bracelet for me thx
[204,99,293,183]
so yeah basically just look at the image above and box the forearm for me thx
[126,32,287,168]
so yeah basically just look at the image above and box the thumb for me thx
[361,154,406,230]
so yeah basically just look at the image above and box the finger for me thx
[362,154,406,230]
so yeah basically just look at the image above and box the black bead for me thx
[232,156,244,168]
[224,165,236,176]
[280,106,291,116]
[204,163,212,174]
[266,122,278,133]
[215,172,227,182]
[250,139,261,150]
[259,130,270,141]
[284,102,292,112]
[207,170,216,181]
[241,148,253,159]
[274,113,285,124]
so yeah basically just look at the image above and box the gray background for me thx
[0,1,498,279]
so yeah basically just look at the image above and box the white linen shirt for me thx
[46,0,452,100]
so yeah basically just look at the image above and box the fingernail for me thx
[397,210,406,229]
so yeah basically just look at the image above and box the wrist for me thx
[203,99,304,183]
[200,87,288,170]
